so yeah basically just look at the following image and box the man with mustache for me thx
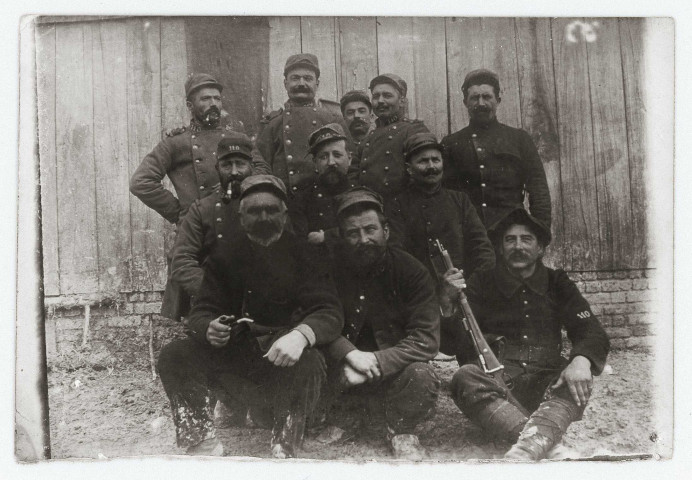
[447,208,609,460]
[387,132,495,360]
[168,133,256,325]
[350,74,429,200]
[339,89,374,147]
[324,187,441,460]
[256,54,346,198]
[157,175,343,458]
[441,69,551,229]
[130,73,269,321]
[289,123,356,247]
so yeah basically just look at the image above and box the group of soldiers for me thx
[130,53,610,461]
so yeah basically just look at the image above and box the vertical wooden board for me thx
[126,17,166,292]
[337,17,378,94]
[412,17,448,139]
[515,18,564,268]
[480,18,522,129]
[267,17,301,112]
[376,17,416,119]
[35,24,59,296]
[551,18,600,270]
[619,18,649,268]
[185,17,270,137]
[54,23,99,294]
[586,18,633,269]
[301,17,339,102]
[92,20,133,294]
[161,18,188,261]
[445,17,483,133]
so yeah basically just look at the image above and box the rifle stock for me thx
[433,239,504,375]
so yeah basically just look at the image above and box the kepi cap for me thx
[217,133,253,161]
[239,175,288,202]
[369,73,407,97]
[461,68,500,96]
[185,73,223,99]
[308,123,347,155]
[404,132,443,161]
[340,89,372,112]
[488,207,551,246]
[335,186,384,219]
[284,53,320,78]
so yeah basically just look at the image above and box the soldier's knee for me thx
[396,362,441,399]
[450,363,484,392]
[292,348,327,379]
[156,339,197,377]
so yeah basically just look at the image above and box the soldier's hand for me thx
[206,316,232,348]
[344,350,381,382]
[307,230,325,244]
[264,330,309,367]
[552,355,593,407]
[340,363,369,387]
[442,268,466,299]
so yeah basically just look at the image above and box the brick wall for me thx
[44,269,656,369]
[567,269,656,350]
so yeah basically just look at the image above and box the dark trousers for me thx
[157,337,325,453]
[328,362,440,435]
[450,361,584,441]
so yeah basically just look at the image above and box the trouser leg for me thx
[383,362,440,435]
[450,364,529,441]
[505,382,585,460]
[268,348,327,456]
[157,338,217,448]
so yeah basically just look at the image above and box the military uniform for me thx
[129,117,269,224]
[450,209,609,459]
[441,119,551,229]
[351,115,429,199]
[157,176,344,458]
[256,99,345,196]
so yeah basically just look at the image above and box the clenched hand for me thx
[344,350,381,382]
[552,355,593,406]
[264,330,309,367]
[206,316,231,348]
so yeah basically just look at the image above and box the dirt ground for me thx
[47,349,659,462]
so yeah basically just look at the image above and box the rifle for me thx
[432,240,505,378]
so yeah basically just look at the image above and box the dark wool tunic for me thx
[187,231,344,347]
[465,261,610,374]
[441,119,551,229]
[388,184,495,279]
[327,246,440,379]
[130,118,269,224]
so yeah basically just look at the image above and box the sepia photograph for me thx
[11,2,680,476]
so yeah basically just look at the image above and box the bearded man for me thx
[157,175,343,459]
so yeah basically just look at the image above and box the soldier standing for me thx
[350,74,429,200]
[129,73,269,320]
[256,54,345,198]
[339,89,374,147]
[441,69,551,229]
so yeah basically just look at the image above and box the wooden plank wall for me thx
[36,16,651,300]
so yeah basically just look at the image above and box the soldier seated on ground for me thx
[156,175,343,459]
[446,208,610,461]
[322,187,441,460]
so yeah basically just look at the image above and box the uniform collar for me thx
[189,117,222,132]
[375,114,402,127]
[468,118,500,131]
[410,182,442,198]
[285,99,318,109]
[494,260,549,298]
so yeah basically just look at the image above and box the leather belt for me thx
[503,343,561,363]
